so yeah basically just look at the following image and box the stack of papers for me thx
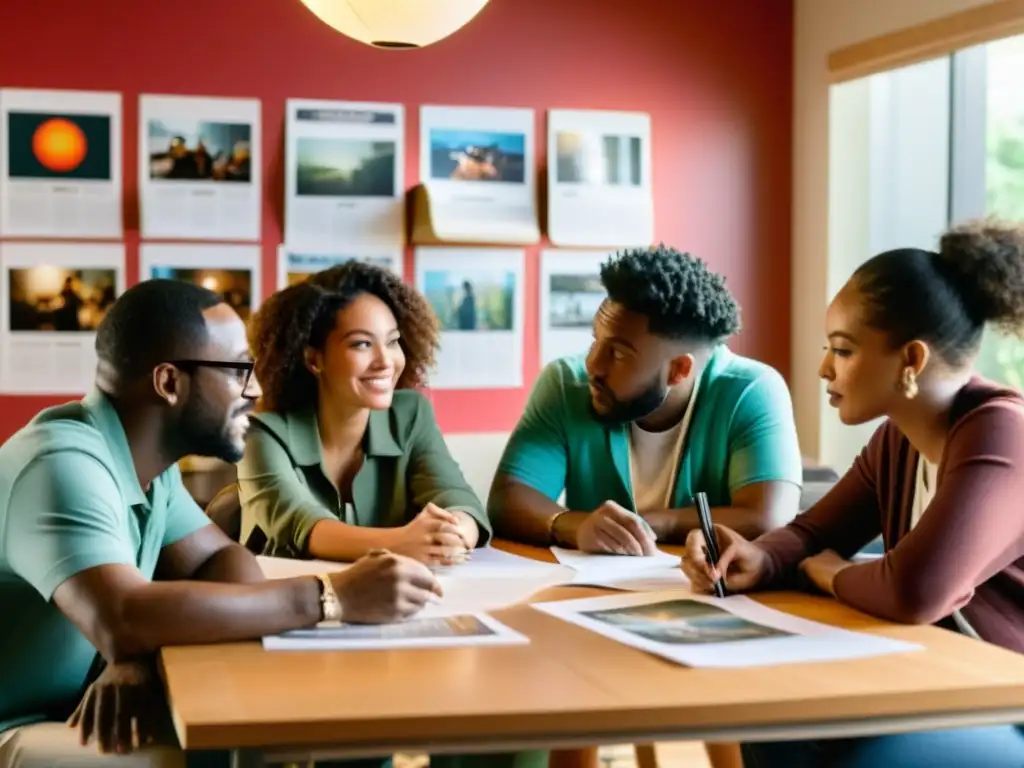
[533,590,923,668]
[550,546,689,591]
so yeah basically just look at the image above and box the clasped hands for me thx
[385,502,477,567]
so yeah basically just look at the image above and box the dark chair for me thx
[799,464,840,511]
[205,482,266,554]
[798,463,884,554]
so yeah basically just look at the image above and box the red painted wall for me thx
[0,0,792,440]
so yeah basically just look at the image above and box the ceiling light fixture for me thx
[298,0,491,49]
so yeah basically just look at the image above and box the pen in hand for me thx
[693,491,728,598]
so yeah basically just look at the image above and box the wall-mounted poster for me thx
[539,249,610,366]
[0,89,122,239]
[547,109,654,248]
[139,244,261,323]
[284,99,404,249]
[415,247,524,390]
[277,245,404,289]
[0,242,125,394]
[416,106,539,244]
[139,95,261,241]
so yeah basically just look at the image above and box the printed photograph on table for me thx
[263,612,529,651]
[147,119,252,183]
[277,246,403,289]
[0,88,122,239]
[285,100,404,248]
[547,109,654,248]
[7,267,117,332]
[417,106,539,245]
[534,590,925,668]
[428,129,526,183]
[423,268,515,331]
[290,615,498,641]
[582,598,792,645]
[415,247,524,389]
[0,242,125,395]
[138,95,261,241]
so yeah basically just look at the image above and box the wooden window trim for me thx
[828,0,1024,82]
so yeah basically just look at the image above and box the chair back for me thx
[205,483,267,554]
[799,464,840,511]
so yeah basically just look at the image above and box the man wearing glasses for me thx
[0,279,442,767]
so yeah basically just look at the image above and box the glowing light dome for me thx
[298,0,490,49]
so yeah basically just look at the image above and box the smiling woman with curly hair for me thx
[237,260,493,570]
[238,262,545,768]
[251,263,439,412]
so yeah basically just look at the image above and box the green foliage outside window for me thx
[973,35,1024,387]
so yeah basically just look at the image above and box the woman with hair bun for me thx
[684,219,1024,766]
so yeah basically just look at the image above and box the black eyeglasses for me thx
[170,359,256,391]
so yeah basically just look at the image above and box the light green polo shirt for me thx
[0,390,212,735]
[237,389,491,558]
[491,346,803,518]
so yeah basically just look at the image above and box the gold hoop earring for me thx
[902,368,918,399]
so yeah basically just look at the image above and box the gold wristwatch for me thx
[315,573,343,623]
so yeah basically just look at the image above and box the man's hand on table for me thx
[574,501,659,556]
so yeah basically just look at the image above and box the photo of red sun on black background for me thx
[6,111,111,180]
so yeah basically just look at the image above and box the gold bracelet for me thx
[549,510,570,545]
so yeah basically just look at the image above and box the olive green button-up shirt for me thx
[237,390,491,558]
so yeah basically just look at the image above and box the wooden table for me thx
[160,542,1024,766]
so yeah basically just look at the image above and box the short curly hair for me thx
[250,261,439,413]
[599,244,741,342]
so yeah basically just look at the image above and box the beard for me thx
[589,373,669,426]
[174,395,250,464]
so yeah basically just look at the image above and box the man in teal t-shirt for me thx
[0,280,444,768]
[488,245,803,554]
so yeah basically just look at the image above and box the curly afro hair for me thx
[250,261,439,413]
[854,218,1024,366]
[599,244,741,343]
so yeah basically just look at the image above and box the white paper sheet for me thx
[139,94,261,241]
[255,552,571,621]
[415,247,525,389]
[256,555,339,580]
[424,569,573,619]
[539,249,612,365]
[534,591,924,668]
[284,99,404,248]
[431,546,570,578]
[276,244,404,289]
[263,612,528,651]
[571,567,690,592]
[0,88,122,239]
[0,242,125,394]
[551,546,681,574]
[418,106,539,244]
[139,243,261,324]
[547,109,654,248]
